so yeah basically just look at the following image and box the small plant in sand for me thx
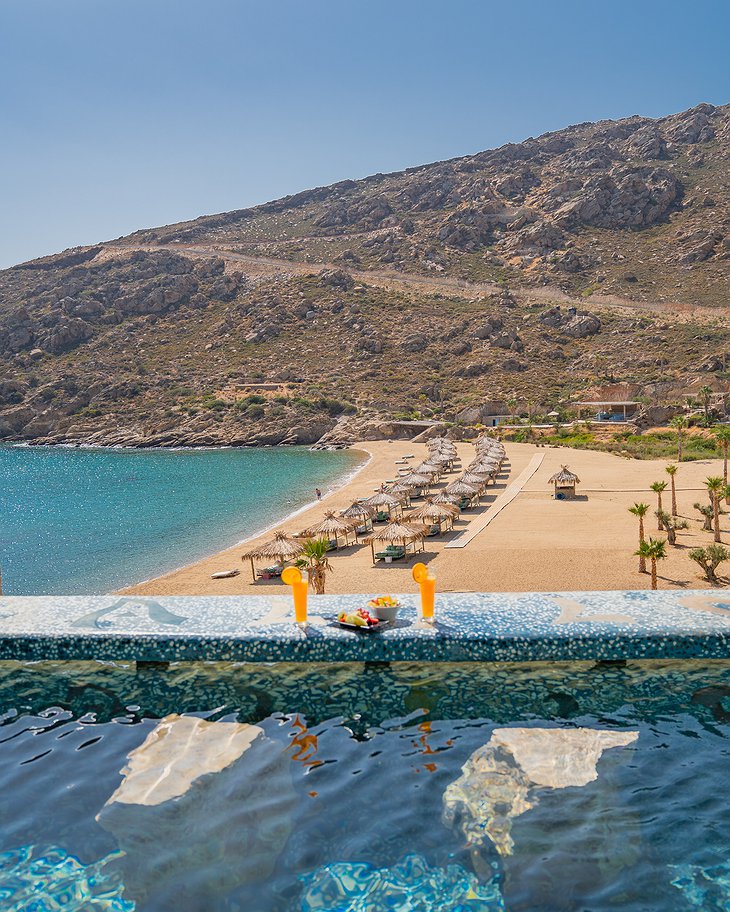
[635,538,667,590]
[689,544,730,585]
[295,538,334,595]
[650,481,668,530]
[628,503,650,572]
[694,502,715,532]
[656,510,688,546]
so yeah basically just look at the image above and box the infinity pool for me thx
[0,659,728,911]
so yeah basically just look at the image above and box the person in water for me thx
[315,488,322,500]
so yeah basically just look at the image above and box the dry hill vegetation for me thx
[1,103,730,447]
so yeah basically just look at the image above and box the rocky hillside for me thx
[1,103,730,447]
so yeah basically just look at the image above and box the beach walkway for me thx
[445,453,545,550]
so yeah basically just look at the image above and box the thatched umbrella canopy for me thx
[299,511,358,549]
[428,441,457,455]
[445,479,481,505]
[475,449,504,464]
[426,452,453,465]
[362,490,403,519]
[414,461,442,478]
[384,482,414,506]
[341,501,375,533]
[241,531,304,582]
[548,465,581,499]
[365,519,426,563]
[432,491,461,506]
[342,501,375,520]
[460,470,491,489]
[469,460,499,474]
[407,499,457,534]
[548,465,581,485]
[446,479,480,495]
[396,471,434,494]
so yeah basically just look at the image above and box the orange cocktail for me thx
[412,562,436,621]
[282,567,308,626]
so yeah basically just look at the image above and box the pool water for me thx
[0,659,728,911]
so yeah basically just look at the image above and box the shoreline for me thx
[122,439,730,596]
[120,445,373,591]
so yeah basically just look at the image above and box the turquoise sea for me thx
[0,445,365,595]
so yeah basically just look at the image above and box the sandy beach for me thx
[122,438,730,596]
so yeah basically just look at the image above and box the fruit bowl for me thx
[367,596,401,622]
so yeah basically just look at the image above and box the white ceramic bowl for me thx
[368,600,400,622]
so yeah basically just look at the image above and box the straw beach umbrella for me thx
[341,501,375,534]
[407,499,458,535]
[416,460,446,480]
[432,491,461,506]
[396,471,434,495]
[299,511,358,549]
[242,531,304,582]
[384,482,415,506]
[459,470,491,489]
[365,519,426,564]
[362,490,404,520]
[445,479,481,507]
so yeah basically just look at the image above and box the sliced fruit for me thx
[412,563,428,584]
[281,567,302,585]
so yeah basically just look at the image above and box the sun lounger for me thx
[375,547,406,562]
[257,565,284,580]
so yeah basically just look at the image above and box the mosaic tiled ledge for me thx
[0,590,729,663]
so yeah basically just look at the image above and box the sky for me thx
[1,0,728,269]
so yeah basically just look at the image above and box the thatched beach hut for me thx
[241,531,304,582]
[341,501,375,534]
[407,499,458,535]
[365,519,426,564]
[549,465,581,500]
[362,490,404,520]
[299,511,358,549]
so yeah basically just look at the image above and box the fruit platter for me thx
[337,607,382,630]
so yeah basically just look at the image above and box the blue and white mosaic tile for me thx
[0,590,728,663]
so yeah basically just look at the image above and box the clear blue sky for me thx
[1,0,728,269]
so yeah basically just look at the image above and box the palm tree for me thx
[700,385,713,424]
[656,510,688,546]
[694,501,714,532]
[629,503,650,572]
[705,476,725,543]
[665,464,679,515]
[650,481,668,529]
[635,538,667,590]
[689,543,730,584]
[715,426,730,503]
[670,416,688,462]
[295,538,334,594]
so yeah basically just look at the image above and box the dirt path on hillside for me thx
[102,242,730,324]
